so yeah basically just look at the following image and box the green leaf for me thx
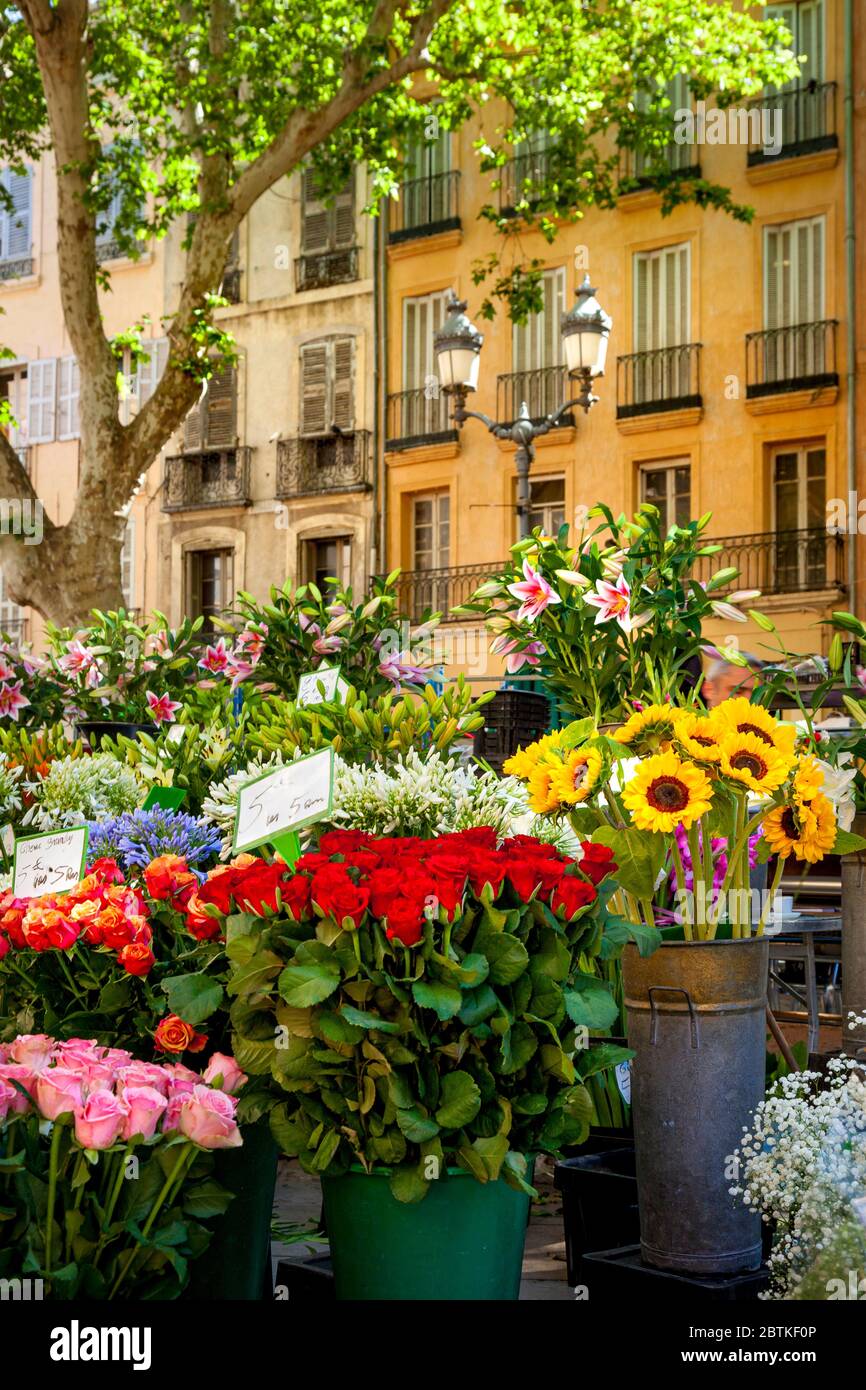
[395,1106,440,1143]
[575,1042,634,1080]
[484,933,530,986]
[458,984,499,1026]
[339,1004,403,1034]
[434,1072,482,1129]
[389,1164,431,1204]
[564,974,619,1029]
[592,826,665,900]
[308,1128,342,1172]
[161,972,224,1026]
[832,829,866,856]
[183,1180,235,1219]
[602,917,661,958]
[411,980,463,1021]
[278,958,341,1008]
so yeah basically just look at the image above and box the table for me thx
[767,915,842,1054]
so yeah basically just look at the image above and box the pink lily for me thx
[227,656,254,692]
[377,656,429,686]
[0,656,15,682]
[506,560,562,623]
[198,637,231,674]
[584,574,652,637]
[492,638,545,674]
[145,690,182,725]
[236,624,267,664]
[313,634,342,655]
[0,680,30,721]
[58,639,97,675]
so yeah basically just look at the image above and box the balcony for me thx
[498,145,558,215]
[388,171,461,244]
[0,256,33,283]
[695,528,845,597]
[496,365,572,427]
[162,448,253,512]
[385,389,457,451]
[277,430,371,497]
[0,616,29,642]
[393,562,503,623]
[294,246,359,293]
[747,82,837,166]
[745,321,838,400]
[618,141,700,190]
[617,343,702,419]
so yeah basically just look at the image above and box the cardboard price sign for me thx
[12,827,89,899]
[296,666,349,708]
[232,748,334,854]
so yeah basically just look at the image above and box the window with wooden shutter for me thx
[512,267,566,372]
[764,216,824,328]
[120,519,135,608]
[183,366,237,451]
[300,337,355,436]
[58,357,81,440]
[0,370,28,448]
[633,243,690,351]
[27,359,57,444]
[0,168,32,264]
[302,168,355,252]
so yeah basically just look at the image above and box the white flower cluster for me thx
[0,754,24,823]
[201,746,583,858]
[22,753,143,831]
[731,1057,866,1299]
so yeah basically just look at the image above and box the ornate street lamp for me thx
[433,275,611,539]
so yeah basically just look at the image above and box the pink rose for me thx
[162,1095,185,1132]
[117,1062,171,1097]
[74,1090,128,1150]
[36,1067,84,1120]
[162,1062,200,1096]
[80,1063,117,1095]
[9,1034,55,1072]
[0,1077,24,1119]
[201,1053,248,1096]
[55,1039,101,1067]
[0,1063,36,1110]
[120,1085,168,1141]
[178,1084,242,1149]
[102,1048,135,1072]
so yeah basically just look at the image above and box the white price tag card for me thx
[296,666,348,708]
[614,1059,632,1106]
[12,827,89,899]
[233,748,334,853]
[0,823,14,857]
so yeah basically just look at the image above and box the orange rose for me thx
[154,1014,207,1054]
[144,854,197,903]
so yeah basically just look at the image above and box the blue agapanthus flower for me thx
[87,806,223,876]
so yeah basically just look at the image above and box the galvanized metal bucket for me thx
[622,936,768,1276]
[842,814,866,1057]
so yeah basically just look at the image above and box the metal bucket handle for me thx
[648,985,700,1050]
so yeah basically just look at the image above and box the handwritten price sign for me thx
[232,748,334,854]
[296,666,348,708]
[12,827,89,899]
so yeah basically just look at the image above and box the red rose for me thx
[184,892,223,941]
[318,830,375,856]
[467,853,508,899]
[89,856,124,884]
[0,932,9,960]
[367,867,406,918]
[311,865,370,928]
[384,897,426,947]
[501,836,560,857]
[578,843,617,886]
[234,862,286,915]
[505,859,545,902]
[551,876,597,919]
[293,851,331,875]
[197,865,237,914]
[280,874,312,922]
[118,942,155,976]
[428,871,465,917]
[445,827,498,852]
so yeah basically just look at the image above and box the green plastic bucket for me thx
[321,1162,532,1301]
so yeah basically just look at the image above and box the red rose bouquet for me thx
[199,827,642,1202]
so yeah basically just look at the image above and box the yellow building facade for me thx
[383,0,863,681]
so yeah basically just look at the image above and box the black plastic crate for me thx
[475,689,551,772]
[579,1245,769,1301]
[554,1148,639,1287]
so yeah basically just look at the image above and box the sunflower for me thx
[713,697,797,757]
[527,763,560,814]
[762,792,836,863]
[719,730,792,796]
[550,747,603,805]
[622,750,714,832]
[675,711,724,764]
[616,704,680,753]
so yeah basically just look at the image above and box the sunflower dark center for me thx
[737,721,773,745]
[647,776,689,812]
[692,734,716,747]
[731,752,767,779]
[572,763,589,788]
[780,808,798,838]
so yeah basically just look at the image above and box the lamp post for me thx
[433,274,612,539]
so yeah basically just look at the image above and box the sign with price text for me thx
[232,748,334,854]
[12,827,89,899]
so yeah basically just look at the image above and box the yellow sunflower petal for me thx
[621,749,714,832]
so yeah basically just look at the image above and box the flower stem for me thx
[44,1121,64,1277]
[108,1142,194,1300]
[671,833,693,942]
[756,855,785,938]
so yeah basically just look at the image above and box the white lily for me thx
[814,752,858,832]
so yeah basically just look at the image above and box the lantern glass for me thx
[436,343,481,393]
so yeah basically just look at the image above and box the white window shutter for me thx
[135,337,169,408]
[300,341,329,435]
[27,358,57,444]
[120,519,135,608]
[58,356,80,440]
[0,169,31,260]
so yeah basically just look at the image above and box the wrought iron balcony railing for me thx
[496,365,572,426]
[221,264,242,304]
[617,343,702,418]
[95,238,125,264]
[162,448,253,512]
[0,616,29,642]
[746,82,837,165]
[745,320,838,399]
[498,145,559,213]
[295,245,359,292]
[385,388,457,451]
[0,256,33,283]
[392,562,504,623]
[695,528,845,597]
[277,430,371,497]
[389,171,461,243]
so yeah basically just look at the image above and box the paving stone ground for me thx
[271,1154,573,1301]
